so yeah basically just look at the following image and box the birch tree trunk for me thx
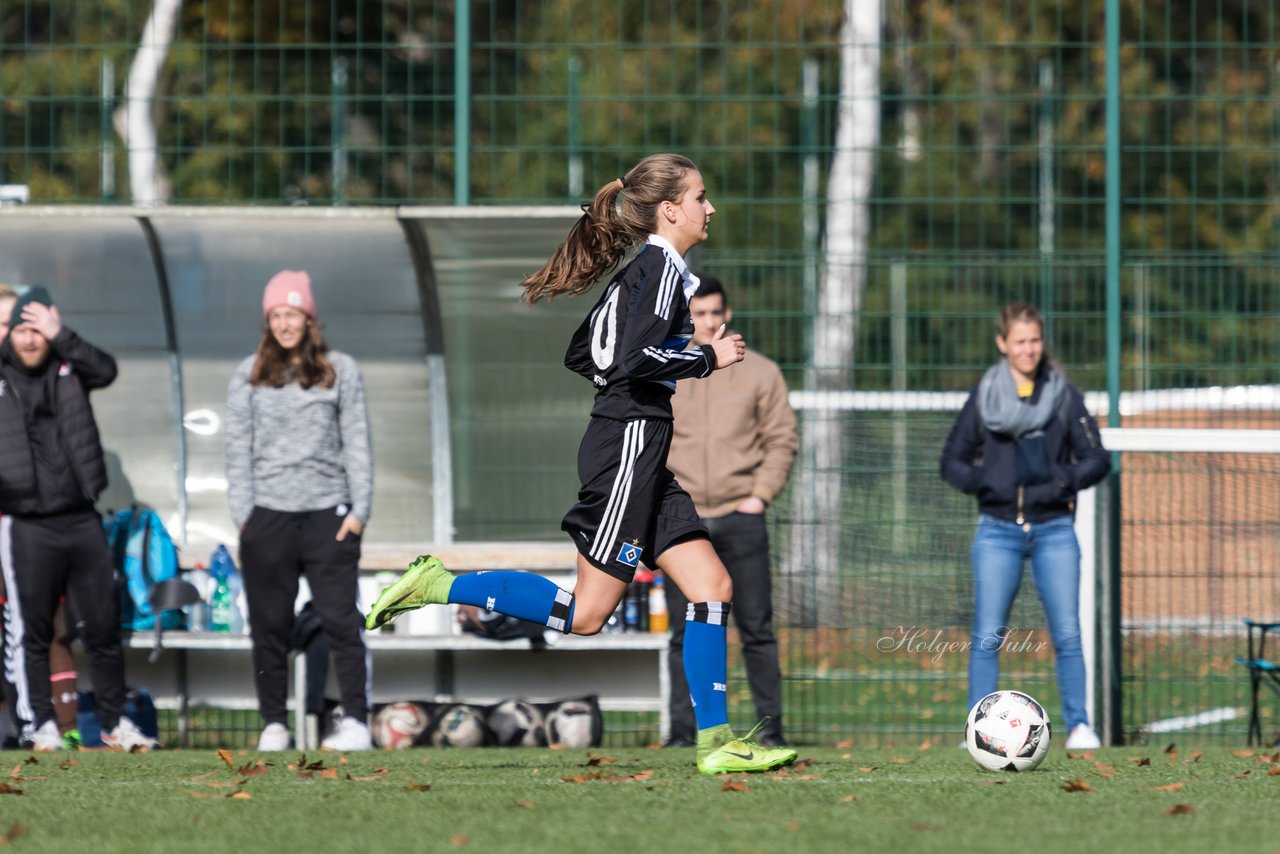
[112,0,183,205]
[783,0,880,627]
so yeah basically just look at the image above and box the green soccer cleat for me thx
[696,718,798,776]
[364,554,454,630]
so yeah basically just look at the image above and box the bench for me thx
[126,541,671,748]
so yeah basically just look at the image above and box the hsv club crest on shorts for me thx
[615,540,643,568]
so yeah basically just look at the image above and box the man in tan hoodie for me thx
[663,276,798,747]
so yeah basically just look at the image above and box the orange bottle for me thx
[649,575,669,633]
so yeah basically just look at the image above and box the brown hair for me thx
[248,320,336,389]
[0,284,16,300]
[521,153,699,303]
[997,301,1056,374]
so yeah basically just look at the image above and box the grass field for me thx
[0,742,1276,853]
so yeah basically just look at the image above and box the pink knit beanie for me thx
[262,270,317,319]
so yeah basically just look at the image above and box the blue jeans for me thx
[968,513,1089,730]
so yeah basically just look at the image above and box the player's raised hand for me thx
[709,322,745,370]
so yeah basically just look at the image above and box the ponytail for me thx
[521,153,698,303]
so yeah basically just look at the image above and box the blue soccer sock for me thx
[683,602,731,732]
[448,571,575,634]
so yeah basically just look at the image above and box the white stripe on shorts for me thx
[590,420,646,565]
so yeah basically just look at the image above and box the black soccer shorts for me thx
[561,416,708,582]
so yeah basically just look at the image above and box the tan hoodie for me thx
[667,347,798,518]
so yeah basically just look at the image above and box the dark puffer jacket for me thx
[0,328,116,515]
[939,373,1111,524]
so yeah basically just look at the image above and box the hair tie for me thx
[617,177,626,189]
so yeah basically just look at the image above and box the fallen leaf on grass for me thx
[721,780,750,793]
[1151,782,1184,792]
[786,822,801,832]
[1163,743,1177,754]
[835,739,854,750]
[841,794,858,802]
[1131,757,1151,767]
[237,760,272,776]
[1165,804,1193,815]
[21,758,36,766]
[450,834,469,847]
[347,769,391,783]
[981,780,1007,786]
[287,755,327,772]
[227,791,252,800]
[1230,749,1253,758]
[190,771,218,782]
[1067,750,1096,760]
[1061,779,1092,792]
[1267,765,1280,777]
[0,823,30,844]
[889,757,914,765]
[858,766,878,773]
[515,800,535,809]
[1095,762,1115,778]
[7,766,20,781]
[1234,771,1250,779]
[404,782,432,792]
[585,754,617,767]
[917,738,937,751]
[216,749,235,768]
[1185,753,1202,764]
[57,758,77,771]
[0,783,23,796]
[184,791,211,799]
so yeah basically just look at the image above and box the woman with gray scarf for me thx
[940,302,1110,751]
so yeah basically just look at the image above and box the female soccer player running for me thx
[366,153,796,774]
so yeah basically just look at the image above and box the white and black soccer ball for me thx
[372,702,429,750]
[430,704,487,748]
[545,699,595,748]
[965,690,1052,772]
[487,700,546,747]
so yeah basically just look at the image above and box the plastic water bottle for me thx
[208,545,236,633]
[648,575,669,633]
[187,563,209,631]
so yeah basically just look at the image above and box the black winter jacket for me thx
[939,373,1111,524]
[0,328,116,515]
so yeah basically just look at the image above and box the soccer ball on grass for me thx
[964,690,1051,772]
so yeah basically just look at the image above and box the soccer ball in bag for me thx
[487,700,546,747]
[371,702,429,750]
[545,699,595,748]
[431,704,487,748]
[965,690,1052,772]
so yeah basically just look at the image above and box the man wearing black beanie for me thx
[0,287,157,751]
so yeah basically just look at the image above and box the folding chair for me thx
[1236,619,1280,746]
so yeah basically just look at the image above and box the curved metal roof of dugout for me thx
[0,205,582,552]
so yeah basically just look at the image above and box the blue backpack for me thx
[104,506,185,632]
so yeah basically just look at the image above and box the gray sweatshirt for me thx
[225,350,373,528]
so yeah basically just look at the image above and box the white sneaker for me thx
[257,722,291,751]
[320,716,373,752]
[1064,723,1101,750]
[103,716,159,752]
[32,720,63,752]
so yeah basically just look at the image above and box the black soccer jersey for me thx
[564,235,716,421]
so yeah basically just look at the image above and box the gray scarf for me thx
[977,360,1065,438]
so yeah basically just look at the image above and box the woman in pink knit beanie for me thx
[226,268,375,753]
